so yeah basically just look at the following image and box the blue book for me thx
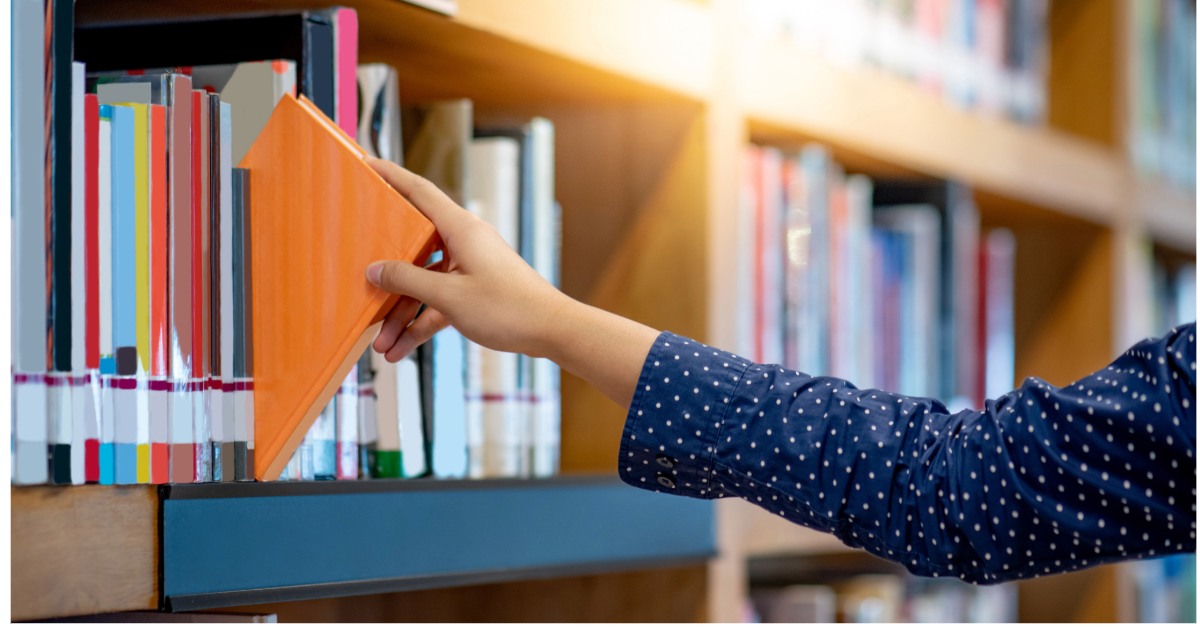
[431,326,467,478]
[110,105,139,484]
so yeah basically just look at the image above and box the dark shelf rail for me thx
[160,475,715,610]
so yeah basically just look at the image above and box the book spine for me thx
[334,8,359,137]
[216,99,235,482]
[431,328,467,478]
[169,75,195,484]
[110,105,137,484]
[84,91,102,483]
[70,62,87,485]
[149,104,170,484]
[369,350,400,478]
[357,350,376,479]
[335,367,359,479]
[12,0,48,486]
[191,90,212,483]
[397,352,428,478]
[231,167,251,481]
[125,103,151,484]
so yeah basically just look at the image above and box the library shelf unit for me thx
[12,476,713,620]
[14,0,1193,623]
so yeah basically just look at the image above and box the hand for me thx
[365,157,570,362]
[364,157,660,408]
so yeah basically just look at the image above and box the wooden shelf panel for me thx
[11,485,159,621]
[161,475,713,611]
[735,36,1126,227]
[1134,176,1197,252]
[454,0,715,102]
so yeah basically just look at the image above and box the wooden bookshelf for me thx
[16,0,1192,622]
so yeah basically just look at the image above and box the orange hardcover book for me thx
[240,93,439,481]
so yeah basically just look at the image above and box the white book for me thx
[469,138,522,477]
[527,119,559,477]
[984,229,1016,401]
[464,340,485,479]
[370,350,401,477]
[336,367,359,479]
[396,353,427,478]
[12,0,48,485]
[70,62,88,484]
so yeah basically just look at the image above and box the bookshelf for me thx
[15,0,1194,622]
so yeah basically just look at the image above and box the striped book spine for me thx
[69,62,87,485]
[110,104,138,484]
[335,367,359,479]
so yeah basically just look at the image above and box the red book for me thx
[150,104,170,484]
[84,93,99,370]
[84,93,100,483]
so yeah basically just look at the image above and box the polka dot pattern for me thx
[618,325,1198,584]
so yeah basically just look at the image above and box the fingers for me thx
[366,259,447,306]
[373,295,422,354]
[383,307,450,362]
[365,157,465,233]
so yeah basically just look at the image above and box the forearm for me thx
[538,296,659,409]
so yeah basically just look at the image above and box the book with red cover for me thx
[241,93,439,481]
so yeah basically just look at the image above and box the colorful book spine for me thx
[149,104,170,484]
[213,98,235,482]
[120,102,153,483]
[191,89,212,483]
[84,92,101,483]
[333,8,359,137]
[368,351,400,478]
[110,104,139,484]
[97,105,115,485]
[169,75,195,484]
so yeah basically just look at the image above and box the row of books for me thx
[280,94,564,482]
[750,575,1017,623]
[11,5,562,484]
[739,0,1048,124]
[738,144,1015,409]
[1128,0,1196,190]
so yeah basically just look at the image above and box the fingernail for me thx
[366,261,383,286]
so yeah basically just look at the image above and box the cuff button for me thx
[656,472,676,489]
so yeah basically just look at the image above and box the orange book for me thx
[240,94,439,481]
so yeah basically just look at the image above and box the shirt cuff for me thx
[617,331,749,498]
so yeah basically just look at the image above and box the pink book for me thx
[334,8,359,137]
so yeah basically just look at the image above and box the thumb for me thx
[366,259,446,305]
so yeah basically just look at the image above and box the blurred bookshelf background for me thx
[11,0,1196,623]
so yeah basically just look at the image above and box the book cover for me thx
[240,94,438,481]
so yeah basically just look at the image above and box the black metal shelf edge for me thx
[159,473,622,500]
[165,554,713,612]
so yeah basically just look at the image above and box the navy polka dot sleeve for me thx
[618,324,1197,584]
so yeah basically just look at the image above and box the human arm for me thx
[362,158,1196,584]
[619,325,1196,584]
